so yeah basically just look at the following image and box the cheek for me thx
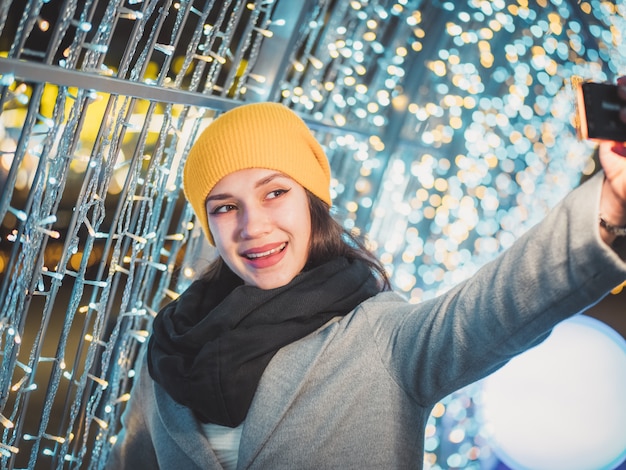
[207,218,233,247]
[298,209,313,250]
[207,219,218,242]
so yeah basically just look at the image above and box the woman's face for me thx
[206,168,312,289]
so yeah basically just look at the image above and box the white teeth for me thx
[246,243,286,259]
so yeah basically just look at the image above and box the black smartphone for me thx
[576,82,626,142]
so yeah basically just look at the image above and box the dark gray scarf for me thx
[148,257,381,427]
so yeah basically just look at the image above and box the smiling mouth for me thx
[244,242,287,259]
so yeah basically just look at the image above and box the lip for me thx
[241,242,287,269]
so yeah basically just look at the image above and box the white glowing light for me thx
[480,315,626,470]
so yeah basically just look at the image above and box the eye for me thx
[209,203,237,214]
[266,188,290,200]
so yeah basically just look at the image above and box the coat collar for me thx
[237,317,341,468]
[153,378,221,468]
[152,317,341,469]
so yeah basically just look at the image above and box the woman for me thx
[107,92,626,469]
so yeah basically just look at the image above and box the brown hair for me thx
[199,191,390,290]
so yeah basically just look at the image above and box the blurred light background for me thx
[0,0,624,468]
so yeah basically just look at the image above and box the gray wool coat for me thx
[105,173,626,469]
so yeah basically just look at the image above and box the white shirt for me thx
[200,422,243,469]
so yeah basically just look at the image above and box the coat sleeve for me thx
[366,171,626,406]
[104,356,160,470]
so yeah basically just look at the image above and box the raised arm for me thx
[368,79,626,406]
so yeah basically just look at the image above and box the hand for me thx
[597,76,626,243]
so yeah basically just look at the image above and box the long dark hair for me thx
[199,190,390,290]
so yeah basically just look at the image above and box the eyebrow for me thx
[205,172,288,202]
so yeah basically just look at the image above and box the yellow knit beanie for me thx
[183,102,332,245]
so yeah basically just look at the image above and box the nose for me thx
[239,206,270,239]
